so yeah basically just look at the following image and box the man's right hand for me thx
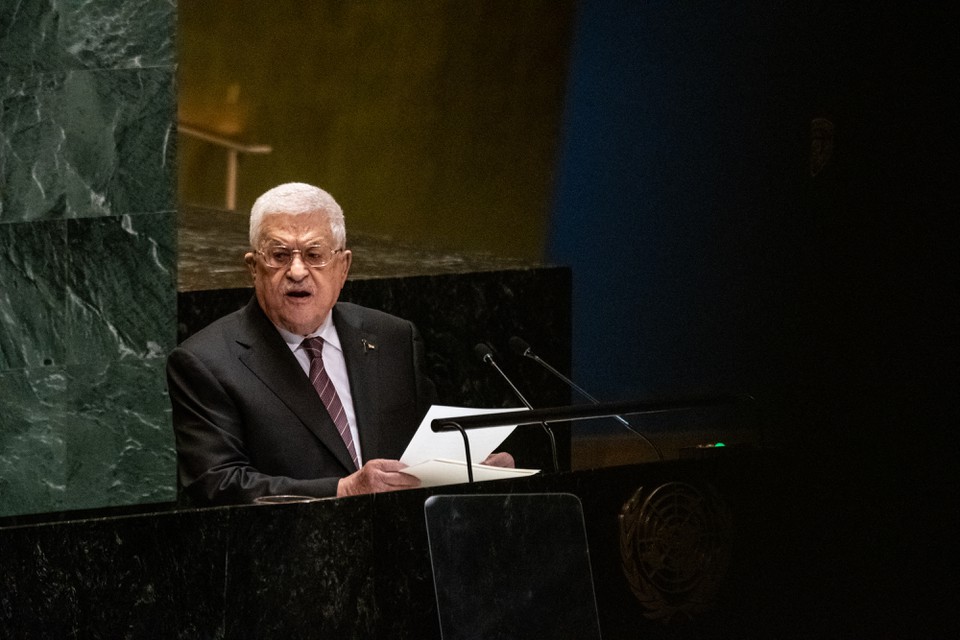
[336,459,421,497]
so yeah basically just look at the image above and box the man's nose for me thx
[285,253,309,279]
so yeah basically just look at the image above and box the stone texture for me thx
[0,0,177,519]
[0,0,173,75]
[0,220,68,370]
[0,68,175,222]
[0,455,808,639]
[66,213,176,365]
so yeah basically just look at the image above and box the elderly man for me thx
[168,182,510,505]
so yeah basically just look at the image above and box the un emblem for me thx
[619,482,733,622]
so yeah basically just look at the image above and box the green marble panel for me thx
[0,367,69,516]
[0,0,178,519]
[0,358,175,518]
[66,212,176,365]
[0,67,175,223]
[0,220,68,371]
[0,0,174,74]
[62,358,175,511]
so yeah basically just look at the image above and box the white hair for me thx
[248,182,346,248]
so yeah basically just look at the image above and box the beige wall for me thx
[178,0,574,261]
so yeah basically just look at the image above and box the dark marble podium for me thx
[1,449,817,640]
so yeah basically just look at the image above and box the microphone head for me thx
[508,336,533,358]
[473,343,495,364]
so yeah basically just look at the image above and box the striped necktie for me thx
[302,337,360,471]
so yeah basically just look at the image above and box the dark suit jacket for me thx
[166,298,436,505]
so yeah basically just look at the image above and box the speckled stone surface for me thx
[0,453,807,639]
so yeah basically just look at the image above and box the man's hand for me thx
[337,459,421,497]
[481,452,515,468]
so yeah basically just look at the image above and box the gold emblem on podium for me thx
[619,482,732,622]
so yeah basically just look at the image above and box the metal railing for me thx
[177,123,272,211]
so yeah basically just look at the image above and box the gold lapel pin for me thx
[362,339,377,352]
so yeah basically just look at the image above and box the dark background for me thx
[549,2,958,631]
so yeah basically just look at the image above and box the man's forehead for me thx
[260,211,333,238]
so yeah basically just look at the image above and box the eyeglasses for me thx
[256,244,343,269]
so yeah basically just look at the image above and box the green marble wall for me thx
[0,1,177,517]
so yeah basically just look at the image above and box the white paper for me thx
[402,458,539,488]
[399,405,540,486]
[400,405,527,466]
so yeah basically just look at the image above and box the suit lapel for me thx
[333,305,383,460]
[235,299,356,473]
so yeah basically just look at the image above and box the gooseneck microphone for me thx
[509,336,664,461]
[474,343,559,473]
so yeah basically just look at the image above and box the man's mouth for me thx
[286,290,311,299]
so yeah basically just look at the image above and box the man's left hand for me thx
[480,452,515,468]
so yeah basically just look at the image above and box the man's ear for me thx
[244,252,257,278]
[338,249,353,285]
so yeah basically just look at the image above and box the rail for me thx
[177,122,273,210]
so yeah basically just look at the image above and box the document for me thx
[400,405,540,487]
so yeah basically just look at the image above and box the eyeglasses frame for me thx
[255,244,344,270]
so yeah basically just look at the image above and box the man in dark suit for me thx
[167,182,509,505]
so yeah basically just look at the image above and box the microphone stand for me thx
[436,420,475,484]
[476,344,559,473]
[511,337,664,461]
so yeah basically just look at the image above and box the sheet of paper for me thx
[402,458,539,488]
[400,405,527,466]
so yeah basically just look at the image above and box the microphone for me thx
[509,336,664,461]
[474,343,559,473]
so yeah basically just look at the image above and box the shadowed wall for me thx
[549,1,957,634]
[178,0,575,262]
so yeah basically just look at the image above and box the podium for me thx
[0,443,819,639]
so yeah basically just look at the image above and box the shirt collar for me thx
[275,312,342,353]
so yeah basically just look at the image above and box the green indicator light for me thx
[714,442,726,447]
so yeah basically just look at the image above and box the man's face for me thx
[244,211,352,336]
